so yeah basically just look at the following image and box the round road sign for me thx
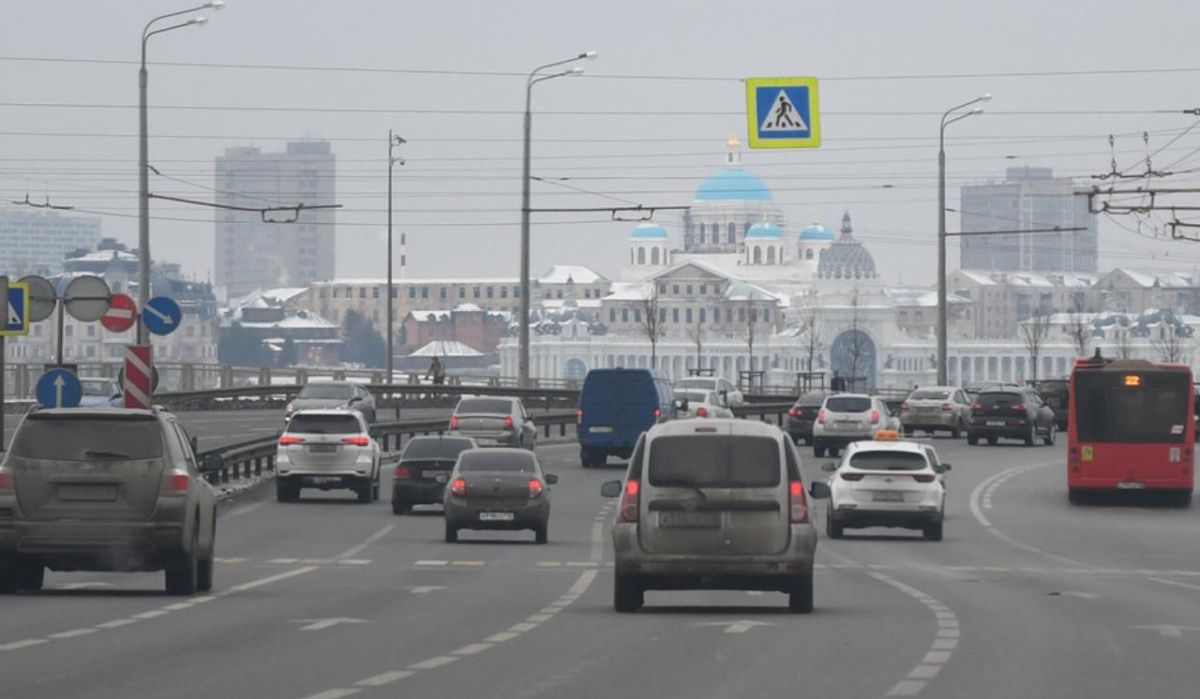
[101,293,138,333]
[18,275,57,323]
[64,275,111,322]
[36,368,82,409]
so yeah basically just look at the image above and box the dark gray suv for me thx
[0,408,222,595]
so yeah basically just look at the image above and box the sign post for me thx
[123,345,154,409]
[0,275,6,449]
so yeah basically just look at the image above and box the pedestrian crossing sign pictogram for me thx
[0,282,29,336]
[745,76,821,149]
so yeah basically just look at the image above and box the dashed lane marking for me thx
[354,671,413,688]
[871,572,961,697]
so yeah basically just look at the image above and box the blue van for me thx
[578,368,674,467]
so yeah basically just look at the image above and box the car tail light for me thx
[696,406,709,418]
[576,409,583,425]
[161,470,190,494]
[450,416,459,430]
[817,409,827,424]
[0,467,12,494]
[618,480,640,523]
[970,403,983,413]
[394,466,412,479]
[449,478,467,497]
[788,407,800,417]
[279,435,305,446]
[941,403,953,412]
[1012,403,1026,412]
[341,436,371,446]
[503,416,515,430]
[901,402,910,412]
[653,408,661,420]
[528,479,545,499]
[789,481,809,523]
[840,472,864,482]
[913,474,936,483]
[870,410,880,425]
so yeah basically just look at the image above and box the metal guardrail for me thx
[159,383,581,414]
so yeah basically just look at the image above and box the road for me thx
[2,434,1199,698]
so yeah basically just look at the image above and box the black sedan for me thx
[391,435,477,514]
[785,391,829,445]
[443,449,557,544]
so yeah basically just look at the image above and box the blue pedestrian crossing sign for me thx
[142,296,182,336]
[36,368,82,409]
[745,76,821,149]
[0,282,30,336]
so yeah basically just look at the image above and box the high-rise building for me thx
[959,166,1097,274]
[0,210,101,275]
[214,141,336,298]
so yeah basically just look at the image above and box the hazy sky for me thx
[3,0,1200,289]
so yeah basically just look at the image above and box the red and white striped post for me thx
[123,344,153,409]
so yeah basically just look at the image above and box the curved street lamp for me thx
[936,93,990,385]
[518,51,597,388]
[138,1,224,344]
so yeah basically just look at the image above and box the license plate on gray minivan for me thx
[658,512,719,528]
[58,484,117,501]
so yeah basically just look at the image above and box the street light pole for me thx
[387,131,406,385]
[937,93,990,385]
[518,51,596,388]
[138,1,223,345]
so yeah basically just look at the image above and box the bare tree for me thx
[1112,324,1134,359]
[796,299,826,390]
[743,290,758,379]
[637,286,663,367]
[1153,323,1186,363]
[842,290,871,392]
[686,312,705,372]
[1064,296,1093,358]
[1021,312,1051,381]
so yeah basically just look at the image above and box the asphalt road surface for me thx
[2,435,1199,698]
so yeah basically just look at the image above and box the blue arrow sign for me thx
[36,368,82,409]
[142,296,182,336]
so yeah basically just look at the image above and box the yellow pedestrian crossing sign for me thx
[745,76,821,149]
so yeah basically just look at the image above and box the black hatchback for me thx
[966,388,1057,446]
[391,435,477,514]
[785,391,829,446]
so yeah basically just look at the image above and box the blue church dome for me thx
[799,223,835,241]
[631,223,668,239]
[694,168,772,202]
[746,221,783,239]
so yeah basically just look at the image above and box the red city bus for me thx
[1068,354,1194,506]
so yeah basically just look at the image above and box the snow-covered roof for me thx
[1112,269,1196,288]
[542,298,603,310]
[604,282,655,302]
[538,265,607,285]
[956,269,1098,288]
[311,277,518,286]
[236,314,337,330]
[409,340,483,358]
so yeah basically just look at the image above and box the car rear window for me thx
[458,451,535,473]
[675,378,712,390]
[826,397,871,412]
[977,391,1023,408]
[798,391,827,407]
[648,435,781,488]
[402,438,474,460]
[848,451,928,471]
[910,390,950,400]
[297,384,354,399]
[456,398,513,414]
[677,390,712,403]
[12,415,164,461]
[287,414,361,434]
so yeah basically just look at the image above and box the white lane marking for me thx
[224,500,268,518]
[94,619,139,629]
[48,629,98,639]
[0,639,48,651]
[133,610,169,620]
[509,622,538,632]
[1148,576,1200,593]
[870,572,960,698]
[415,560,448,567]
[220,565,320,595]
[408,586,445,595]
[452,560,485,567]
[54,582,113,590]
[1131,624,1200,638]
[336,524,394,560]
[355,671,413,687]
[698,620,774,634]
[300,691,362,699]
[484,631,519,643]
[408,656,459,670]
[163,603,194,611]
[452,643,492,656]
[1060,591,1100,600]
[294,617,368,632]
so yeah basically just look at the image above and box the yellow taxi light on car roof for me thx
[874,429,901,441]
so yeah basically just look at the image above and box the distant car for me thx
[285,382,376,424]
[786,390,830,445]
[673,375,743,407]
[672,388,734,418]
[78,377,123,408]
[0,407,221,595]
[443,448,557,544]
[275,410,382,503]
[1034,378,1069,430]
[900,386,971,438]
[450,397,537,449]
[822,432,947,541]
[391,435,477,515]
[577,368,675,468]
[966,388,1056,446]
[812,394,901,458]
[601,418,828,613]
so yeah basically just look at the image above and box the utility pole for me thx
[387,131,406,385]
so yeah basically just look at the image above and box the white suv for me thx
[812,394,900,458]
[821,434,947,541]
[276,410,381,503]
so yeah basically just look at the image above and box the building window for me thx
[738,308,745,322]
[513,287,520,298]
[372,287,380,299]
[359,287,367,299]
[501,287,508,299]
[65,325,74,337]
[699,284,707,295]
[659,284,667,294]
[672,308,680,323]
[699,308,706,323]
[660,308,667,323]
[686,284,693,295]
[634,309,642,323]
[806,249,814,260]
[408,287,416,299]
[609,308,616,323]
[487,287,494,298]
[637,248,646,265]
[440,287,447,300]
[728,223,737,243]
[473,287,481,299]
[622,308,628,322]
[458,287,466,299]
[86,325,96,337]
[698,225,705,244]
[672,285,679,295]
[685,308,693,323]
[421,287,429,299]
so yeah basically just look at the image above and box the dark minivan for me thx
[578,369,674,468]
[967,388,1057,446]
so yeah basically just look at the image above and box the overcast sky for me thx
[3,0,1200,288]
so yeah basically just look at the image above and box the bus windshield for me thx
[1074,370,1191,444]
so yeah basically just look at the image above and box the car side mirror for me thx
[600,480,622,498]
[545,473,559,485]
[820,462,838,472]
[199,451,224,474]
[809,482,831,499]
[942,463,952,471]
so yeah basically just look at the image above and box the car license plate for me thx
[590,425,614,433]
[308,476,340,485]
[308,444,337,453]
[479,512,514,522]
[57,484,117,501]
[987,420,1005,426]
[1116,481,1146,490]
[872,491,905,502]
[835,420,858,428]
[658,512,720,528]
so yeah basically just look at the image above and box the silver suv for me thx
[601,418,829,613]
[812,393,900,458]
[0,408,221,595]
